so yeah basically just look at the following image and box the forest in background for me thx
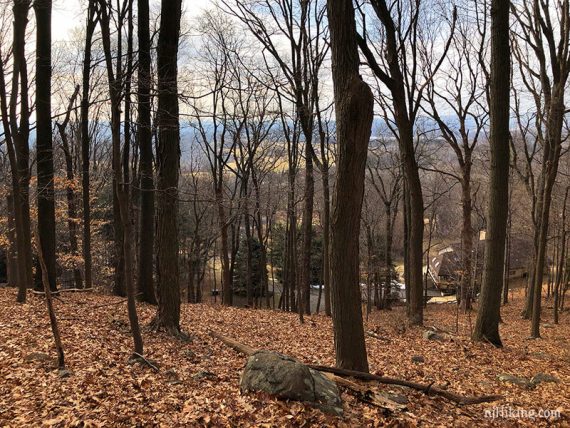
[0,0,569,425]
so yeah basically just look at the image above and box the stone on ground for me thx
[240,350,342,415]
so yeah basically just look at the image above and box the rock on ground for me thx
[240,350,342,416]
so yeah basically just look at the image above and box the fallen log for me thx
[309,365,502,405]
[209,331,256,355]
[210,332,502,406]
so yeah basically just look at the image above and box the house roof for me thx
[429,235,539,280]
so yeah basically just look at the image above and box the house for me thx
[427,235,539,292]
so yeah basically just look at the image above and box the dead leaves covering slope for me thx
[0,287,568,427]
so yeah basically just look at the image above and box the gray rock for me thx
[497,374,532,388]
[411,355,425,363]
[240,350,342,416]
[423,330,443,341]
[530,373,560,386]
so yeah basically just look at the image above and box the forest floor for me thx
[0,287,568,427]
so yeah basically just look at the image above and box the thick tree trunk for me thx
[80,0,96,291]
[155,0,182,333]
[12,0,34,301]
[472,0,511,347]
[327,0,371,372]
[34,0,57,292]
[395,115,423,325]
[137,0,156,305]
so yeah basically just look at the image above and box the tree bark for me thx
[460,174,473,311]
[34,0,57,292]
[327,0,371,372]
[472,0,511,347]
[3,0,34,301]
[137,0,156,305]
[80,0,96,291]
[155,0,182,333]
[6,194,17,287]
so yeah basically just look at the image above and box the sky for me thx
[52,0,212,42]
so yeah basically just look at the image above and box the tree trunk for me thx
[530,85,566,337]
[243,193,254,307]
[155,0,182,333]
[5,194,17,287]
[34,0,57,292]
[98,0,144,355]
[322,165,331,316]
[301,143,314,315]
[384,203,395,310]
[137,0,156,305]
[216,188,233,306]
[460,175,473,311]
[80,0,96,291]
[56,86,82,290]
[395,116,423,325]
[472,0,510,347]
[14,0,33,301]
[327,0,371,372]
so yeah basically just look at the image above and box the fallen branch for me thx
[209,331,256,356]
[210,332,502,406]
[308,365,502,405]
[324,373,406,411]
[35,233,66,371]
[366,331,392,342]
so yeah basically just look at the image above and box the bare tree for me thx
[80,0,97,291]
[0,0,34,302]
[55,85,83,289]
[424,1,488,311]
[327,0,371,372]
[472,0,511,347]
[357,0,456,325]
[511,0,570,338]
[137,0,156,304]
[223,0,329,316]
[367,140,402,309]
[98,0,144,354]
[34,0,57,292]
[154,0,183,334]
